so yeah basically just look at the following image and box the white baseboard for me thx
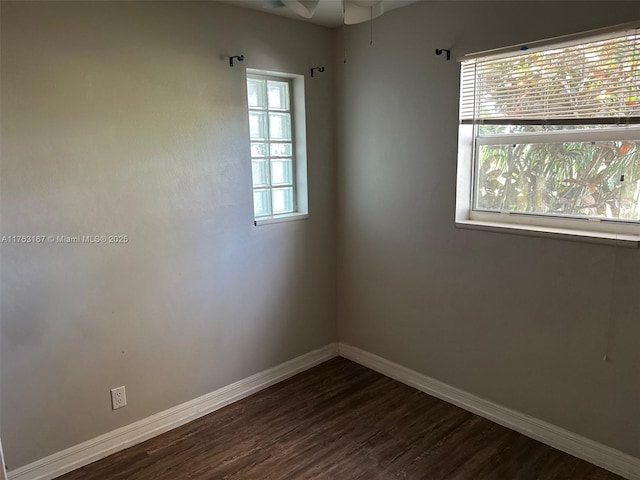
[338,342,640,480]
[8,343,338,480]
[11,342,639,480]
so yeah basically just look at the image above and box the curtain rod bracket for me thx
[435,48,451,61]
[310,67,325,77]
[229,55,244,67]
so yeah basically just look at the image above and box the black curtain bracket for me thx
[229,55,244,67]
[435,49,451,61]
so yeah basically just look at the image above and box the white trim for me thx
[476,127,640,146]
[338,343,640,480]
[8,344,338,480]
[456,218,640,248]
[254,213,308,226]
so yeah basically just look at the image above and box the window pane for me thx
[249,111,268,141]
[247,78,266,108]
[270,143,293,157]
[252,160,269,187]
[267,81,290,110]
[271,158,293,186]
[251,143,268,157]
[269,113,291,141]
[247,73,302,220]
[253,189,271,217]
[476,140,640,221]
[272,187,294,214]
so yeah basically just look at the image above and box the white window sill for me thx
[254,213,308,226]
[455,219,640,248]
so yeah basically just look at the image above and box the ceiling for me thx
[216,0,421,28]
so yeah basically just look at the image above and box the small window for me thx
[456,23,640,245]
[246,71,308,224]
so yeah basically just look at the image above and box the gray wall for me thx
[1,1,336,468]
[336,1,640,458]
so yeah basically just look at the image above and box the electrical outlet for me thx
[111,386,127,410]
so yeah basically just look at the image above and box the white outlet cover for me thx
[110,386,127,410]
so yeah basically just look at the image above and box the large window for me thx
[456,23,640,245]
[246,71,308,224]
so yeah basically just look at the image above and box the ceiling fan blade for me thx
[281,0,319,18]
[264,0,286,9]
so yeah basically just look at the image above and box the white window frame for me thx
[455,23,640,247]
[246,69,308,226]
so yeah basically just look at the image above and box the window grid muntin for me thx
[248,75,296,218]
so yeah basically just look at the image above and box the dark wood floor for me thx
[58,357,623,480]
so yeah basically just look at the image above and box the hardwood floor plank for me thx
[56,358,625,480]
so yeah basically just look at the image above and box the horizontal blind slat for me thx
[460,31,640,122]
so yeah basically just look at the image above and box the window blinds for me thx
[460,26,640,125]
